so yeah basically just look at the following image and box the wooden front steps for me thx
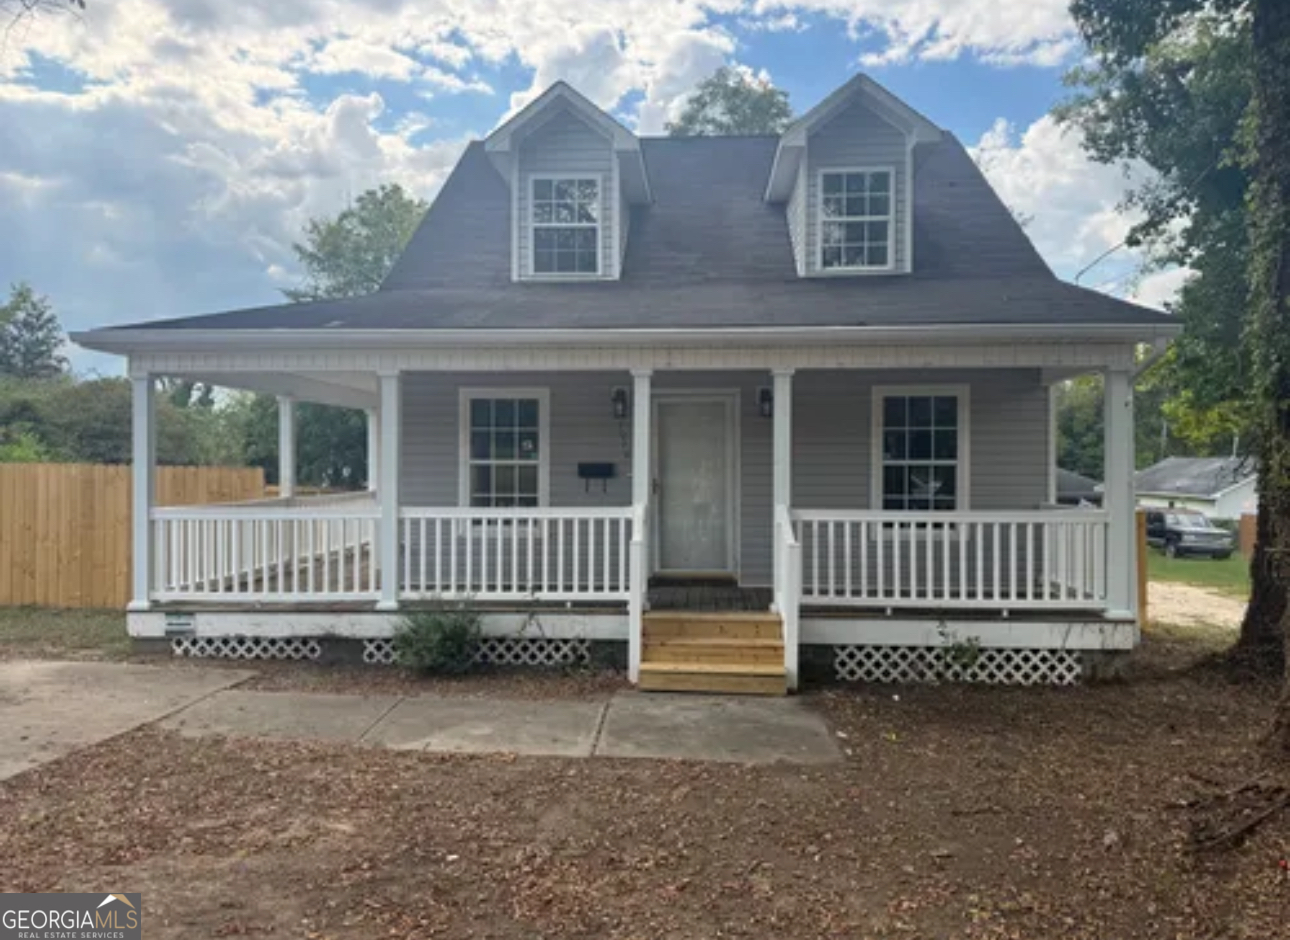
[640,611,787,695]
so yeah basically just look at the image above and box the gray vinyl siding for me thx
[792,369,1048,511]
[618,174,630,267]
[785,160,806,275]
[804,99,909,275]
[398,369,1047,590]
[516,109,616,280]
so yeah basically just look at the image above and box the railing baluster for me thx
[602,518,611,594]
[1008,521,1017,602]
[974,520,983,601]
[618,518,627,593]
[874,520,885,600]
[811,520,820,599]
[1026,522,1034,601]
[415,517,424,595]
[944,515,954,598]
[893,520,902,602]
[352,518,362,594]
[541,517,550,596]
[447,517,457,595]
[465,516,475,594]
[558,518,566,594]
[827,521,836,597]
[527,518,536,594]
[859,520,869,600]
[843,521,853,600]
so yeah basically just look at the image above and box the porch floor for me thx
[647,582,772,612]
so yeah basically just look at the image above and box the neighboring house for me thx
[1056,468,1103,507]
[74,76,1179,691]
[1134,456,1257,521]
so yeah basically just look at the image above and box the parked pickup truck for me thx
[1143,509,1234,560]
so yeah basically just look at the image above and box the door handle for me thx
[652,478,660,496]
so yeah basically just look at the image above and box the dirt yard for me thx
[2,629,1288,939]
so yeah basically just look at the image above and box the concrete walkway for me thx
[0,660,252,780]
[0,661,840,772]
[161,688,842,764]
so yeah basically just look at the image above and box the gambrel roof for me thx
[85,133,1176,336]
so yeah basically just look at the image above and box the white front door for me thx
[653,395,736,575]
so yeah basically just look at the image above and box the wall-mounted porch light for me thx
[611,386,629,420]
[758,386,774,418]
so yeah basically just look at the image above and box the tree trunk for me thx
[1233,501,1287,673]
[1246,0,1290,757]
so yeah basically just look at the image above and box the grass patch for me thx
[0,607,129,659]
[1146,548,1250,598]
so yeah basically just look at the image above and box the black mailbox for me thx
[577,462,616,492]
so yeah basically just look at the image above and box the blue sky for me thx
[0,0,1178,374]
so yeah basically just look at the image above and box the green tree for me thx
[666,66,793,137]
[283,183,427,302]
[228,394,367,488]
[1064,0,1287,678]
[1068,0,1290,750]
[0,377,235,466]
[235,183,425,487]
[0,283,66,380]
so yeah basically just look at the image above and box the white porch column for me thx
[1103,369,1136,619]
[365,408,379,493]
[772,368,794,594]
[628,368,652,682]
[377,371,402,611]
[771,369,798,689]
[128,373,156,611]
[1047,383,1059,505]
[277,396,296,499]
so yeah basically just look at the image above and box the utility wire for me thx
[1072,159,1219,284]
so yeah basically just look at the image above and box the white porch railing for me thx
[399,507,634,602]
[774,505,802,687]
[152,495,380,602]
[791,509,1109,611]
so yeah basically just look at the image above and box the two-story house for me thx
[75,76,1179,693]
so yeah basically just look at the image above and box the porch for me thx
[122,348,1141,691]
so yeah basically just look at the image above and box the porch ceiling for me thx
[183,371,378,410]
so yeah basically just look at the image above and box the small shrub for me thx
[392,604,482,675]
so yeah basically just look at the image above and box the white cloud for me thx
[970,115,1195,311]
[971,115,1146,274]
[754,0,1077,67]
[309,38,421,81]
[1131,267,1192,311]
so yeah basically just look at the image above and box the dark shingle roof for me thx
[1133,457,1256,499]
[100,135,1177,333]
[1057,468,1102,503]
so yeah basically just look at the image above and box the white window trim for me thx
[870,384,971,531]
[816,165,897,275]
[458,387,552,508]
[527,173,603,279]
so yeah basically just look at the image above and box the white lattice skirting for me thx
[362,636,591,667]
[172,636,322,661]
[835,645,1083,686]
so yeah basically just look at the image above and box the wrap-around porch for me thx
[126,356,1139,689]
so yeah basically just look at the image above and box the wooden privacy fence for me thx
[0,463,265,609]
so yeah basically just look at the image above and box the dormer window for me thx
[819,168,893,271]
[531,176,600,275]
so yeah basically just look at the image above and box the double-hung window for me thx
[531,177,600,275]
[875,388,967,513]
[461,391,549,508]
[819,169,893,271]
